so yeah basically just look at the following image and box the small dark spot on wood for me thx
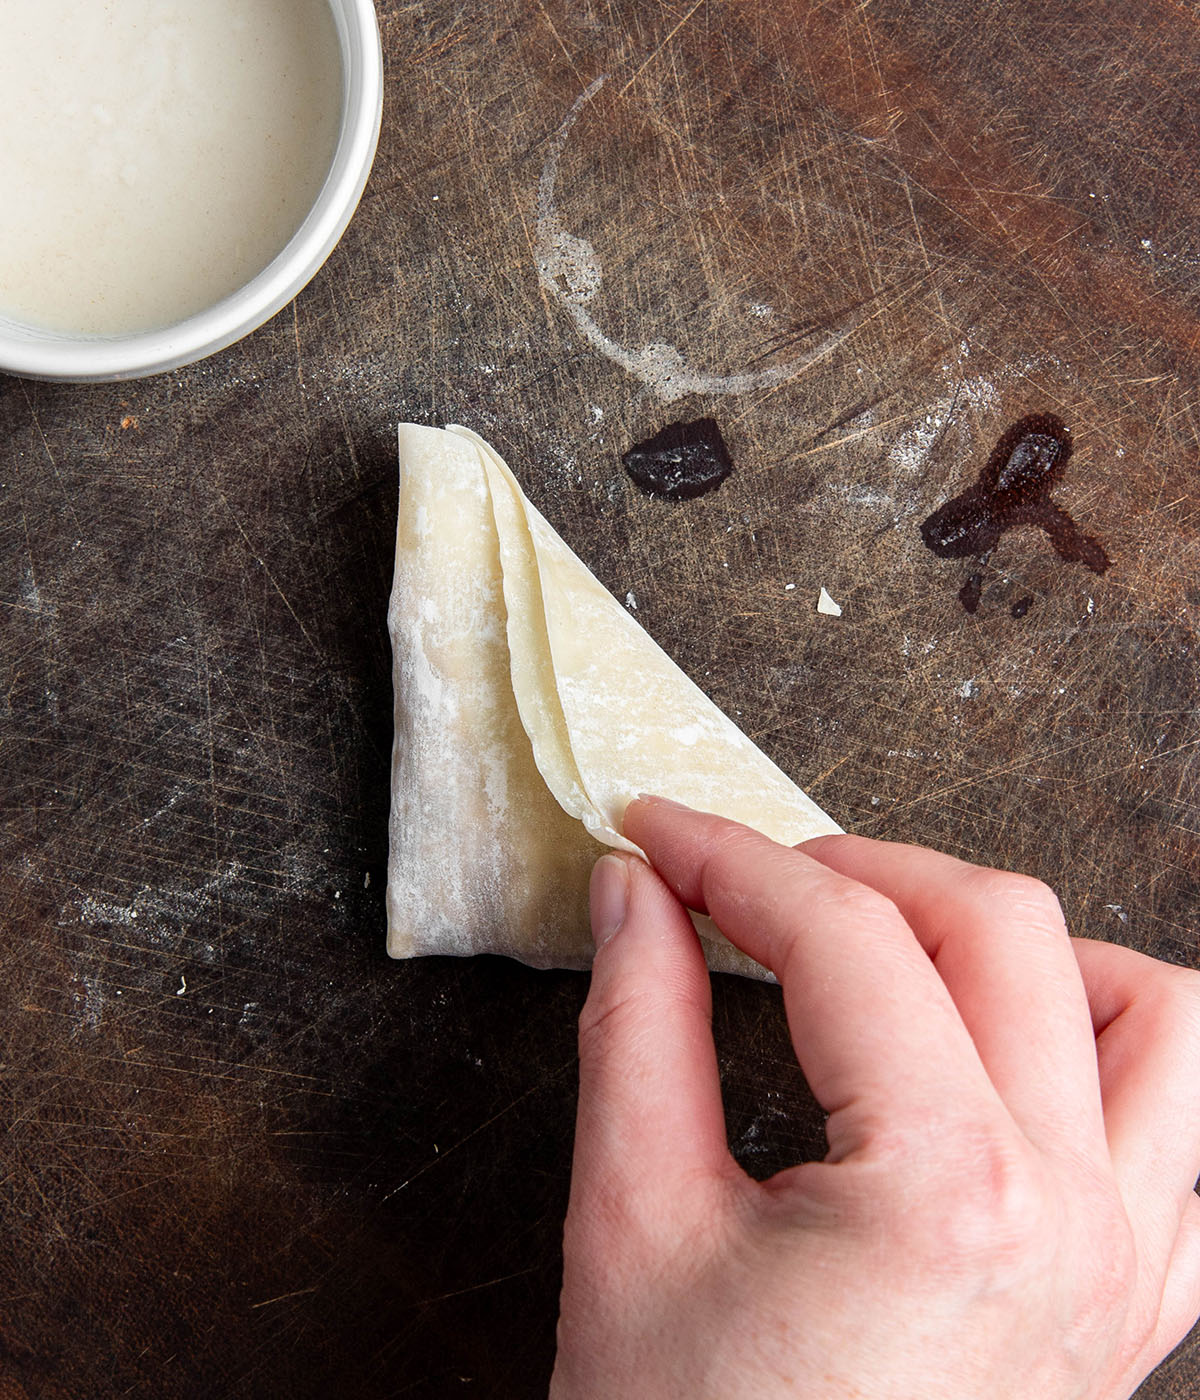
[622,418,733,500]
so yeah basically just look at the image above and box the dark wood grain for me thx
[2,1,1198,1395]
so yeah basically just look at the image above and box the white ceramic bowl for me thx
[0,0,383,384]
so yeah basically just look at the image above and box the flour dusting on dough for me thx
[387,425,842,978]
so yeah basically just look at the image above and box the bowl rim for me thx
[0,0,383,384]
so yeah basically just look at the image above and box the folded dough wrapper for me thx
[387,424,841,978]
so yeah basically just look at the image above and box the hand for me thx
[551,797,1200,1399]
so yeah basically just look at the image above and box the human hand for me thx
[551,797,1200,1399]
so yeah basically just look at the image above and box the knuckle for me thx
[914,1133,1049,1271]
[572,1168,654,1253]
[966,868,1066,931]
[821,881,905,933]
[775,880,906,987]
[701,822,781,892]
[566,1178,661,1282]
[577,976,651,1056]
[700,827,910,956]
[569,1161,728,1269]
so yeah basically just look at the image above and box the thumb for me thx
[572,853,732,1208]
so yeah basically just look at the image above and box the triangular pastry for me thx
[386,424,841,978]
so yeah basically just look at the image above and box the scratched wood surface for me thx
[2,2,1198,1395]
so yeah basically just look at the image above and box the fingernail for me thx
[634,793,691,811]
[590,855,631,948]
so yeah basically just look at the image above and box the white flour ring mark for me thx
[536,76,856,403]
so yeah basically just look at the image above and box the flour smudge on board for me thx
[535,77,856,403]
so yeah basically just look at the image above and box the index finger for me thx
[623,797,1003,1160]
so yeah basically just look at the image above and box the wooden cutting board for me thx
[2,2,1197,1395]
